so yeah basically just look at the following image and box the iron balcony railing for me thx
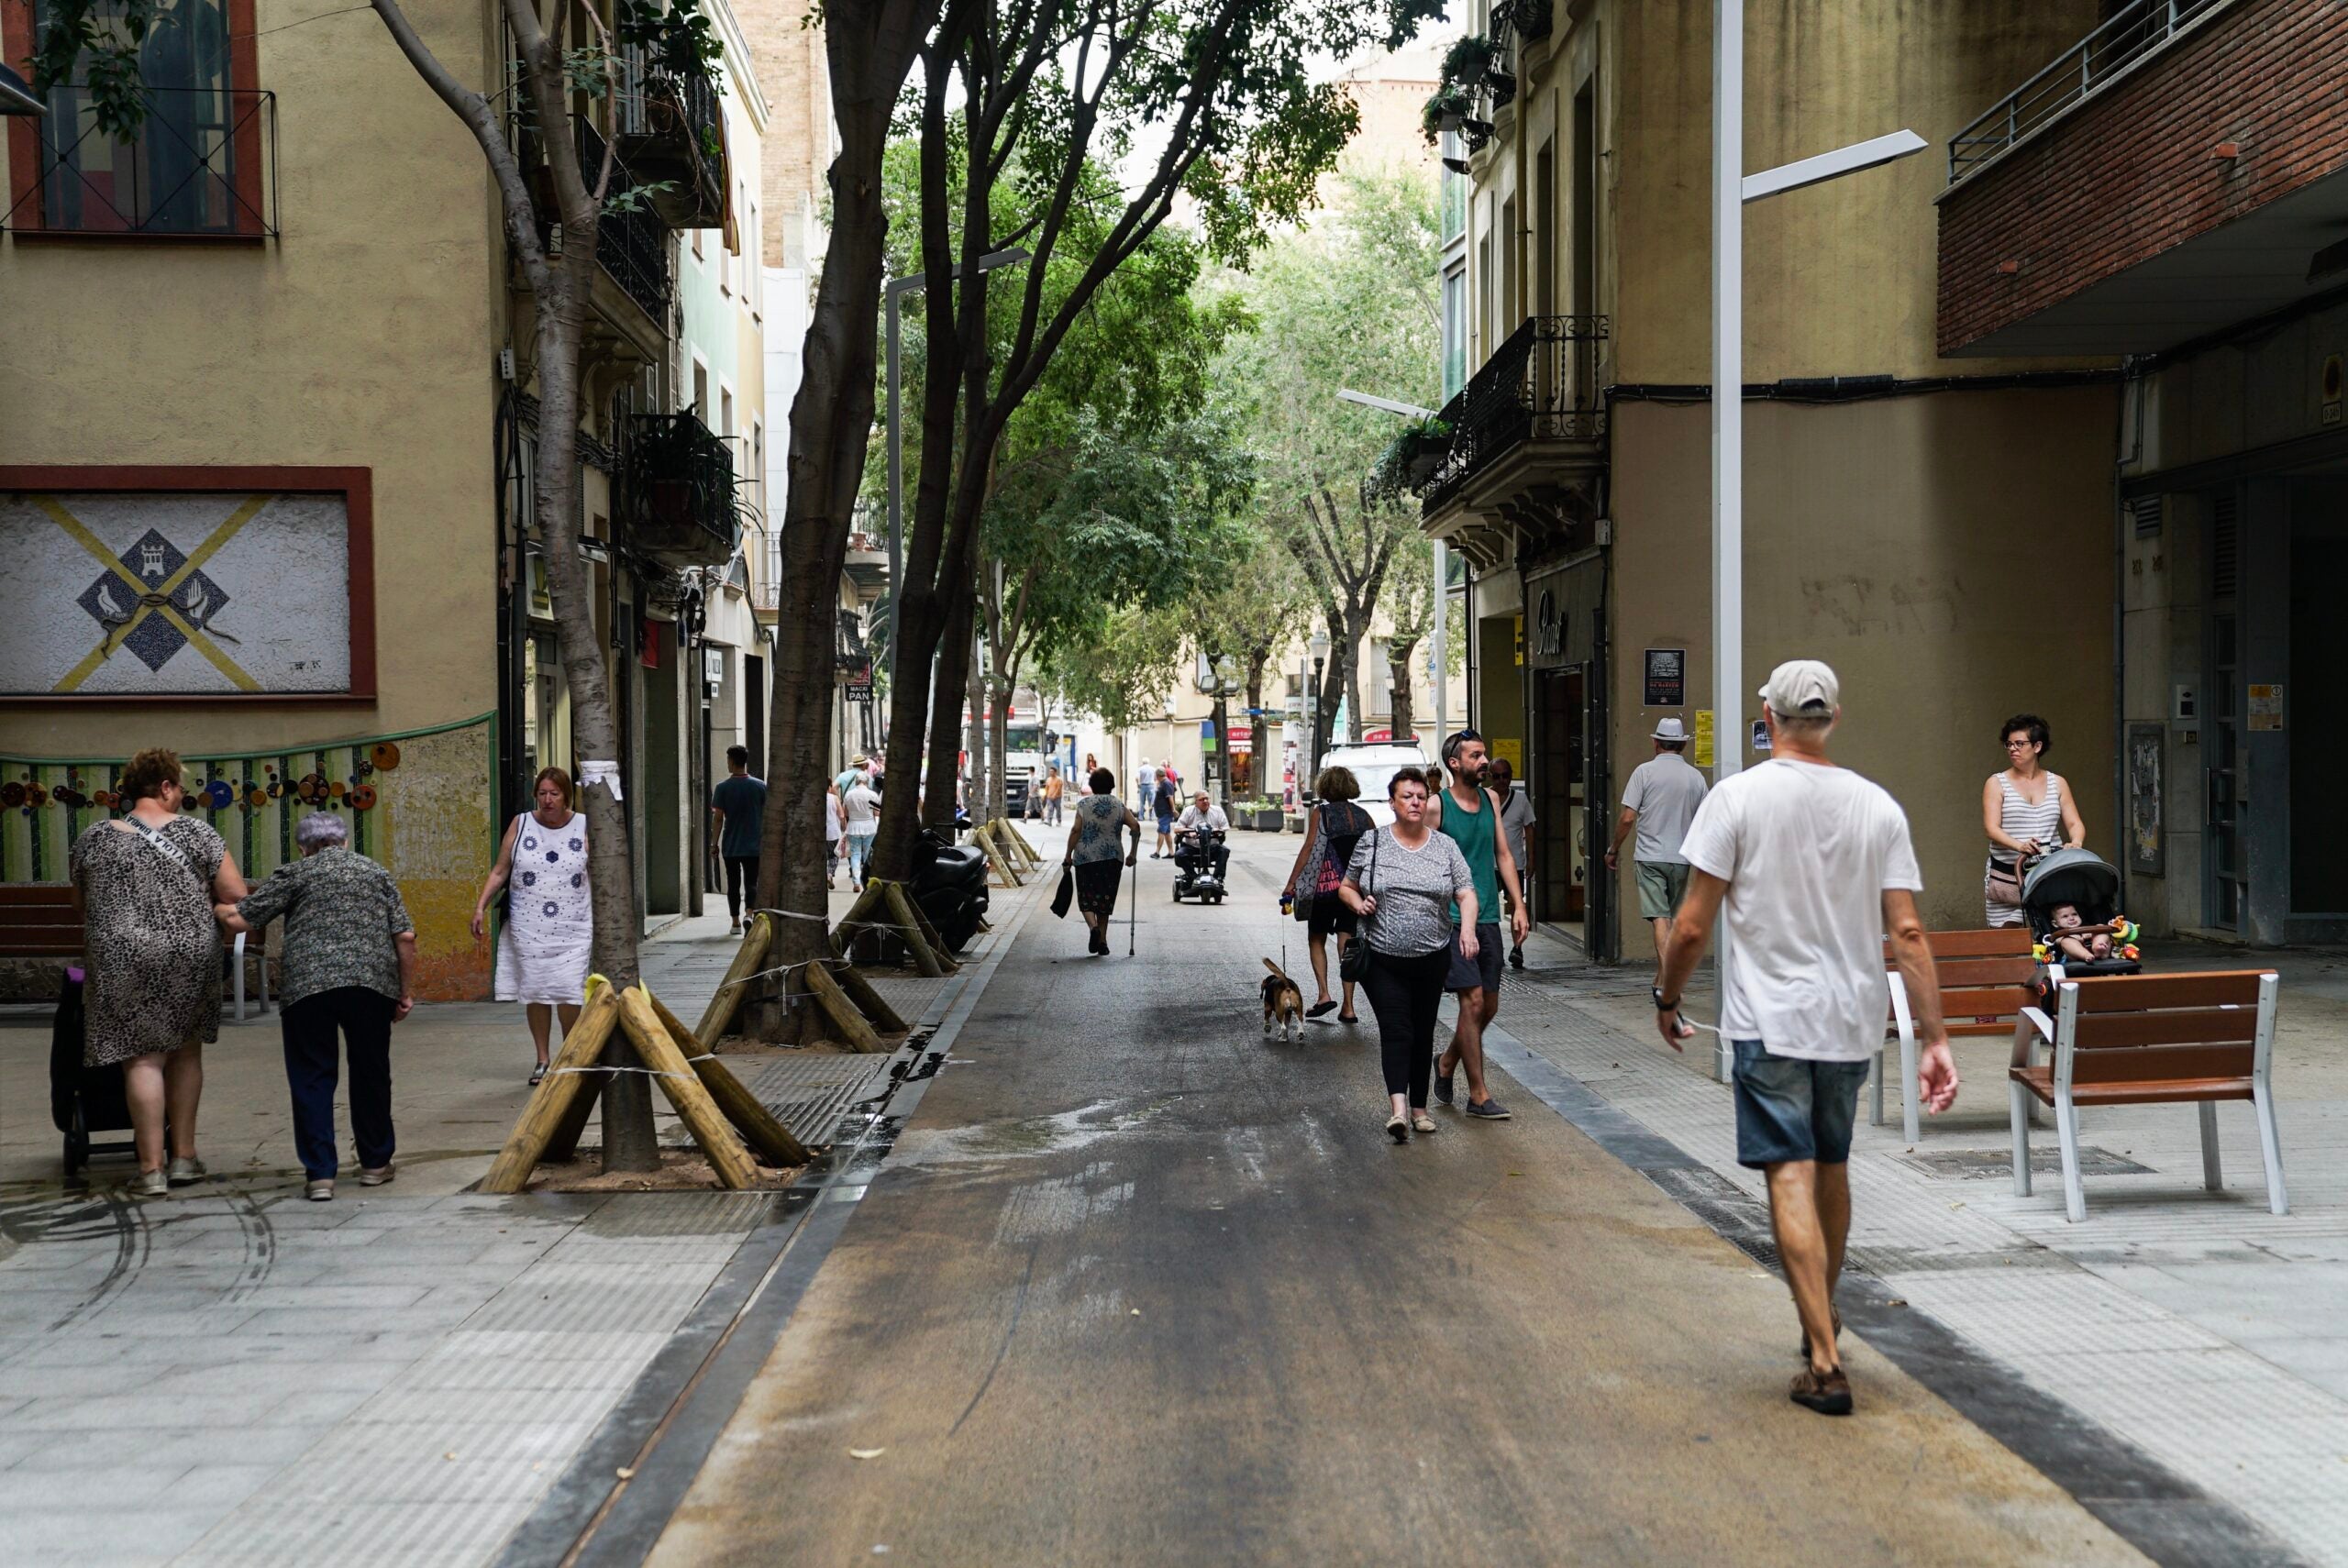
[515,114,674,320]
[1417,315,1609,513]
[623,412,738,557]
[1948,0,2229,184]
[3,85,276,236]
[614,44,720,152]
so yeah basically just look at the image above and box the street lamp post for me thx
[884,248,1031,704]
[1308,628,1332,780]
[1711,0,1923,1077]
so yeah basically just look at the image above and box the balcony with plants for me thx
[620,412,743,570]
[612,33,725,228]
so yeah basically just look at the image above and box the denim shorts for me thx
[1445,922,1504,993]
[1731,1041,1870,1168]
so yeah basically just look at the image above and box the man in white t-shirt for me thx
[1653,659,1956,1419]
[1607,716,1710,1024]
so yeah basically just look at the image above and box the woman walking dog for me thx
[1281,766,1371,1023]
[1338,767,1479,1144]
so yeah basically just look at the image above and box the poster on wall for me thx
[0,475,371,699]
[2127,722,2165,876]
[1644,648,1686,707]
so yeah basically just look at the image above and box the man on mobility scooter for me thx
[1172,792,1230,904]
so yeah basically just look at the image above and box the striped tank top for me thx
[1991,773,2063,865]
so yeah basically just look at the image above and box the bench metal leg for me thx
[1900,1028,1922,1146]
[2010,1080,2032,1197]
[2254,1083,2289,1216]
[2198,1101,2222,1192]
[2054,1089,2087,1222]
[1871,1046,1886,1126]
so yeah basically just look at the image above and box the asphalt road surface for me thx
[647,833,2144,1567]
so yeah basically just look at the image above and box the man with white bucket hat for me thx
[1606,713,1709,1017]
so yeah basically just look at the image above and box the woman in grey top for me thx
[1339,767,1479,1144]
[218,812,415,1201]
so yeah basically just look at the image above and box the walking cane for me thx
[1128,847,1139,957]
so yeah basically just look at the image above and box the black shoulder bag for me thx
[1339,829,1378,984]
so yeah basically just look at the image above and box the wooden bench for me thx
[2010,969,2285,1222]
[1875,926,2039,1143]
[0,883,270,1021]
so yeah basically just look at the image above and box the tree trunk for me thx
[531,285,658,1170]
[1244,654,1268,799]
[964,657,986,826]
[1390,646,1417,747]
[922,580,979,834]
[752,0,923,1043]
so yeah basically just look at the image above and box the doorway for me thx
[642,657,682,916]
[1534,667,1587,927]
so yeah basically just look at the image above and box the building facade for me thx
[2,0,765,994]
[1418,0,2123,958]
[1938,0,2348,945]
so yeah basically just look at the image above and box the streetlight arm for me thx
[1742,130,1927,204]
[1337,388,1439,421]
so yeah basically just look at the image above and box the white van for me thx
[1314,741,1433,828]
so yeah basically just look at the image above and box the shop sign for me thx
[2248,683,2284,732]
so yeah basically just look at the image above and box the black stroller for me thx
[2021,848,2143,978]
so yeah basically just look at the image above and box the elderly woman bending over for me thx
[218,812,416,1202]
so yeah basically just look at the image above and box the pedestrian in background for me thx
[836,755,869,795]
[471,767,590,1087]
[843,772,881,889]
[1426,730,1529,1121]
[1982,713,2083,927]
[69,747,249,1196]
[1063,767,1140,955]
[710,745,767,934]
[1341,767,1478,1143]
[1151,769,1179,858]
[1490,756,1536,969]
[1656,660,1957,1417]
[1281,766,1370,1023]
[217,812,415,1202]
[825,777,847,888]
[1606,717,1709,1036]
[1043,764,1066,825]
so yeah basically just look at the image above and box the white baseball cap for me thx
[1758,658,1840,717]
[1652,717,1689,742]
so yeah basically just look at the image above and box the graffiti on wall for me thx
[0,488,360,696]
[2,712,496,1000]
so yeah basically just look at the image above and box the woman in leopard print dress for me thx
[70,748,249,1195]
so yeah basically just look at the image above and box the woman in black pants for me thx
[1339,767,1479,1143]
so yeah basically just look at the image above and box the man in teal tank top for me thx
[1427,729,1530,1120]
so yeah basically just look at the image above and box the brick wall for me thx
[1939,0,2348,354]
[735,0,832,270]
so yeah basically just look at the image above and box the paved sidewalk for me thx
[1494,929,2348,1567]
[0,839,1036,1568]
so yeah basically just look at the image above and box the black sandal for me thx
[1337,1012,1359,1024]
[529,1063,548,1087]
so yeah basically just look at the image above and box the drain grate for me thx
[1895,1146,2154,1181]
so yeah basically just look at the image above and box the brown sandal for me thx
[1789,1364,1853,1416]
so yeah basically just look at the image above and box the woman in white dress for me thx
[472,767,593,1083]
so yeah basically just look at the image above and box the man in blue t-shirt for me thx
[710,745,768,933]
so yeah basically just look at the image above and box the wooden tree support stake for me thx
[694,911,774,1046]
[615,986,759,1189]
[879,879,950,977]
[974,823,1021,888]
[800,961,886,1053]
[1002,822,1041,867]
[830,880,889,961]
[826,958,908,1034]
[645,990,812,1166]
[482,980,621,1193]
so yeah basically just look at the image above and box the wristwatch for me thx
[1652,987,1680,1012]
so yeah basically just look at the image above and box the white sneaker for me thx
[166,1155,207,1187]
[359,1162,394,1187]
[127,1168,168,1198]
[306,1179,335,1201]
[1411,1111,1437,1134]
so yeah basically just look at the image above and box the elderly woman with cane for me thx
[218,812,416,1201]
[1063,767,1140,956]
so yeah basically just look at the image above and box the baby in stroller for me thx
[2023,848,2143,975]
